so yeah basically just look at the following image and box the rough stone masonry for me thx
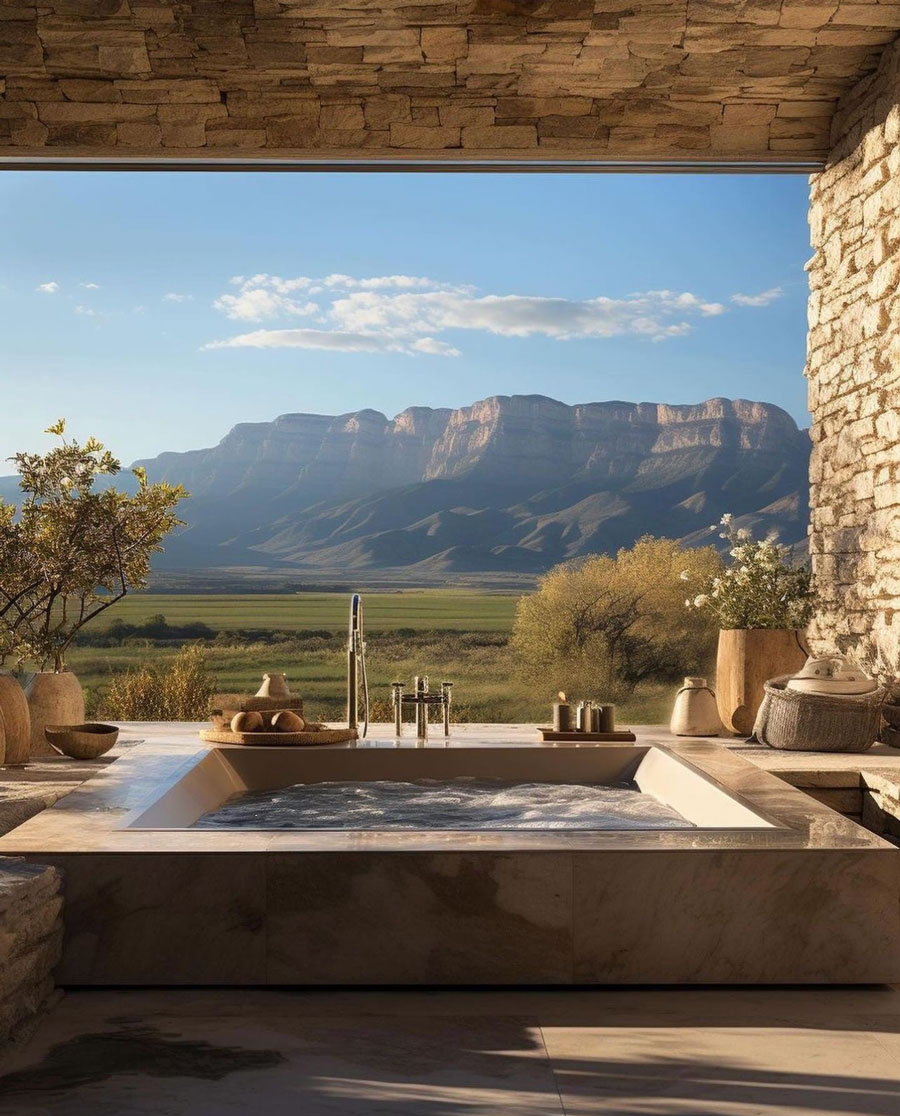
[807,36,900,672]
[3,1,900,161]
[0,862,62,1057]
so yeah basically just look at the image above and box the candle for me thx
[596,703,616,733]
[553,691,573,732]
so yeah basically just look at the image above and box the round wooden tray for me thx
[199,728,358,747]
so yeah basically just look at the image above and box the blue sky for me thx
[0,171,810,465]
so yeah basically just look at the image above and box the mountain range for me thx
[1,395,811,578]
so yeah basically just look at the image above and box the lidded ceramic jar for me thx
[670,676,722,737]
[256,673,291,699]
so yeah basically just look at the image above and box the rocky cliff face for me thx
[125,394,809,574]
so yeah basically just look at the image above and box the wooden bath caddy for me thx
[212,694,303,714]
[199,727,358,747]
[537,728,637,743]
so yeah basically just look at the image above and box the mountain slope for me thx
[1,395,811,575]
[134,394,811,572]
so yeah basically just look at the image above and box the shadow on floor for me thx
[1,988,899,1115]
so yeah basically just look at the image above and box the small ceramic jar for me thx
[670,677,722,737]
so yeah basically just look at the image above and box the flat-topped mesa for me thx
[133,394,803,495]
[423,395,804,482]
[108,393,809,572]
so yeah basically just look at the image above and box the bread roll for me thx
[271,710,305,733]
[231,711,264,733]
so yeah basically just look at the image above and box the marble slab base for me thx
[4,731,900,986]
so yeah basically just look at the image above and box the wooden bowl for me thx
[44,723,119,760]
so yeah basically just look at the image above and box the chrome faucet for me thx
[391,676,453,739]
[347,593,369,737]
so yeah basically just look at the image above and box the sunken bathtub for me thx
[2,730,898,986]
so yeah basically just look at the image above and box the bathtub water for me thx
[192,777,695,831]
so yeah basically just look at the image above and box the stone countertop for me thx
[0,757,118,839]
[0,722,896,856]
[3,721,900,816]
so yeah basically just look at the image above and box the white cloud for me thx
[201,328,451,356]
[36,281,59,294]
[79,281,100,290]
[731,286,783,307]
[328,288,718,342]
[213,287,319,322]
[74,305,96,317]
[205,272,761,356]
[411,337,462,357]
[214,273,467,322]
[163,292,193,303]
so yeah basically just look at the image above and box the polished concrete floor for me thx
[1,987,900,1114]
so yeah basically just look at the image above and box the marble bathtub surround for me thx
[2,726,898,986]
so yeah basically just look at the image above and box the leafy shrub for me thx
[510,536,721,703]
[0,421,186,670]
[99,644,216,721]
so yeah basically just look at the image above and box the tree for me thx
[510,537,722,702]
[0,421,187,671]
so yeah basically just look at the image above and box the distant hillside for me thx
[1,395,811,576]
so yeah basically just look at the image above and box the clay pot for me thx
[669,677,722,737]
[0,672,31,765]
[25,672,85,759]
[715,629,807,736]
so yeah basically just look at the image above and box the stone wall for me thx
[3,1,900,161]
[0,861,62,1056]
[807,38,900,673]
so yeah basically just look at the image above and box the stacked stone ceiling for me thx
[2,1,900,163]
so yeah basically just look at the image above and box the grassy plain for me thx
[68,589,672,725]
[92,590,518,632]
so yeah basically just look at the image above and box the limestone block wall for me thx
[3,1,900,161]
[0,862,62,1055]
[807,38,900,672]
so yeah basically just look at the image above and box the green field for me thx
[98,590,520,633]
[66,589,672,725]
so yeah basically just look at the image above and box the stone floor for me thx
[1,986,900,1114]
[3,730,900,1112]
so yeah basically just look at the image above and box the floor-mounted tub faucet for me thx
[347,593,368,737]
[391,676,453,739]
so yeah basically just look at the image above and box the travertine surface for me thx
[3,725,898,986]
[7,986,900,1115]
[807,37,900,672]
[3,2,900,161]
[0,861,62,1057]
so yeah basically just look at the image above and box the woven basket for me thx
[752,675,886,752]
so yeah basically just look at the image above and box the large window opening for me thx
[0,169,811,725]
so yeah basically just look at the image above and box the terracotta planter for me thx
[715,629,807,736]
[24,671,85,759]
[0,671,31,765]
